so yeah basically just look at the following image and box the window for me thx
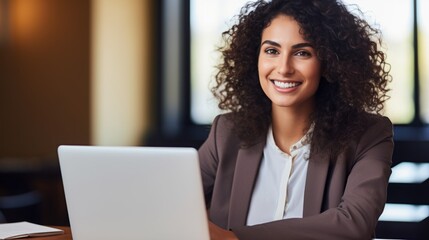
[190,0,249,124]
[418,0,429,122]
[190,0,424,125]
[342,0,415,124]
[190,0,252,124]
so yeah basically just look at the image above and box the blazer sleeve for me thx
[198,114,242,210]
[232,116,394,240]
[198,115,221,207]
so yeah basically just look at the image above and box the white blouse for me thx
[246,126,312,226]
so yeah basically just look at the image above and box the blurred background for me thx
[0,0,428,239]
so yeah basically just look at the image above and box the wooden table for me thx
[33,226,72,240]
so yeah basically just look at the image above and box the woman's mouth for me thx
[272,80,302,89]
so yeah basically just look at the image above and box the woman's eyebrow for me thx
[260,40,281,48]
[291,42,314,49]
[260,40,313,49]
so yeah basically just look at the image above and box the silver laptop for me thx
[58,145,210,240]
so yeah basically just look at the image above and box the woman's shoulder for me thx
[209,113,265,148]
[201,113,245,155]
[354,113,393,150]
[209,113,239,139]
[207,113,232,135]
[361,113,393,131]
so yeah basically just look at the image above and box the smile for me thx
[272,80,301,89]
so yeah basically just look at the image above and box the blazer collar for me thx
[227,141,330,228]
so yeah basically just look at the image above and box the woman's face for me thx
[258,14,321,111]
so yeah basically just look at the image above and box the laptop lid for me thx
[58,145,209,240]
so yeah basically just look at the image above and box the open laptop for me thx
[57,145,210,240]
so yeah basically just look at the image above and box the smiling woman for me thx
[198,0,393,239]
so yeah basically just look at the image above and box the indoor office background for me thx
[0,0,427,239]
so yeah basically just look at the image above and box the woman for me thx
[198,0,393,239]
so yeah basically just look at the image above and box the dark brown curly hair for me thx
[212,0,391,155]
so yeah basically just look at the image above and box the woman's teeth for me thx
[273,80,300,89]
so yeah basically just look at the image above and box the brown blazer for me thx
[198,114,393,240]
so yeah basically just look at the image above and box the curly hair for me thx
[212,0,391,155]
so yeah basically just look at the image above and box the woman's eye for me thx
[265,48,279,55]
[295,50,311,57]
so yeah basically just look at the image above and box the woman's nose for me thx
[277,55,294,75]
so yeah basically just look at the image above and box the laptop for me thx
[57,145,210,240]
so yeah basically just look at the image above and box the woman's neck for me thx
[271,105,313,154]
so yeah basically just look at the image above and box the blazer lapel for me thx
[227,141,265,229]
[303,151,330,217]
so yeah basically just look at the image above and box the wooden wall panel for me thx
[0,0,90,159]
